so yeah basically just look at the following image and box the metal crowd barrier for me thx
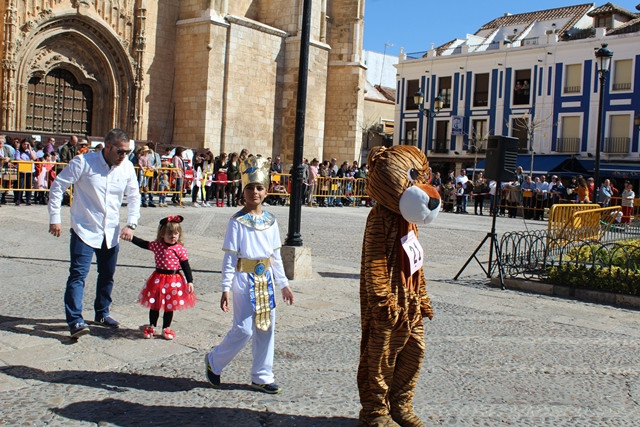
[548,204,622,246]
[0,162,187,205]
[265,174,369,206]
[135,165,185,204]
[0,161,70,202]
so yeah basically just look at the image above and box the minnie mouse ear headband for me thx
[159,215,184,225]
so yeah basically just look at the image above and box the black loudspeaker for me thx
[484,135,519,182]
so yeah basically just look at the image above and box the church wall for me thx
[143,1,179,145]
[279,38,329,165]
[221,22,285,157]
[270,0,330,166]
[0,0,365,164]
[323,0,366,162]
[178,0,206,20]
[173,19,219,148]
[227,0,260,20]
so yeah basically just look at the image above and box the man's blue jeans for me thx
[64,229,119,327]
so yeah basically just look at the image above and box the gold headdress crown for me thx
[240,155,271,187]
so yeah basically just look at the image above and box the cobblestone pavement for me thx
[0,204,639,426]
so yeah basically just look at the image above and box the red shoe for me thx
[143,326,155,339]
[163,327,176,340]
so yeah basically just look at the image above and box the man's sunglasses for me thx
[115,148,132,155]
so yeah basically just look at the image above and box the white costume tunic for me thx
[207,211,289,385]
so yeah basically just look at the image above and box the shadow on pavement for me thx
[0,314,79,345]
[0,315,148,344]
[1,365,208,393]
[317,272,360,280]
[0,255,69,264]
[53,398,357,426]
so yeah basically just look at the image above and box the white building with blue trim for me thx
[395,2,640,182]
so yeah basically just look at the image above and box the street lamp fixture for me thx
[593,43,613,204]
[414,90,443,118]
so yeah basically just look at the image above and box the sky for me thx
[363,0,640,55]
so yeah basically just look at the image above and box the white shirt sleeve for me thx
[270,248,289,289]
[221,250,237,293]
[124,162,142,225]
[48,155,84,225]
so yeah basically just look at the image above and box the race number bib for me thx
[401,230,424,276]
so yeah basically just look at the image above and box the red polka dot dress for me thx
[137,240,197,311]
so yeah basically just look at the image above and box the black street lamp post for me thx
[414,89,443,151]
[284,0,311,247]
[594,43,613,204]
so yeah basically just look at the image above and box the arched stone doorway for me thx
[4,14,136,137]
[26,68,93,135]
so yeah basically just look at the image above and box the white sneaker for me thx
[192,203,200,208]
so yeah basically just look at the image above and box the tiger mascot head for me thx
[366,145,440,224]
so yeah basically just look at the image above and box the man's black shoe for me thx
[70,322,90,339]
[95,316,120,328]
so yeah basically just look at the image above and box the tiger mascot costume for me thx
[358,145,441,427]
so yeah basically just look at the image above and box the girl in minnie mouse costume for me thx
[130,215,197,339]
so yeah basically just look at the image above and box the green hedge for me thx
[547,239,640,296]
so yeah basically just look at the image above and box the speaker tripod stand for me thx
[453,196,505,289]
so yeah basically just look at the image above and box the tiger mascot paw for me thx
[390,410,424,427]
[357,415,400,427]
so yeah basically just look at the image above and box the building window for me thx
[381,119,394,135]
[612,59,632,91]
[513,69,531,105]
[438,76,452,109]
[473,73,489,107]
[406,79,419,110]
[605,115,631,154]
[404,121,418,146]
[433,121,449,153]
[471,119,489,152]
[564,64,582,94]
[557,116,580,153]
[510,117,529,152]
[596,16,613,29]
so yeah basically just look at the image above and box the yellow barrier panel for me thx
[15,160,34,174]
[548,204,621,245]
[265,174,369,206]
[548,203,599,233]
[134,165,184,205]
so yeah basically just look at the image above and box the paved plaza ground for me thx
[0,203,639,426]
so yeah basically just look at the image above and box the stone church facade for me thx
[0,0,365,163]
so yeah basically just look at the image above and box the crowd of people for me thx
[0,134,88,206]
[433,166,637,224]
[129,146,248,208]
[2,133,637,225]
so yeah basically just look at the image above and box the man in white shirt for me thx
[534,175,549,220]
[455,169,469,212]
[48,128,141,339]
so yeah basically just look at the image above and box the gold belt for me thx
[236,258,271,275]
[237,257,272,331]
